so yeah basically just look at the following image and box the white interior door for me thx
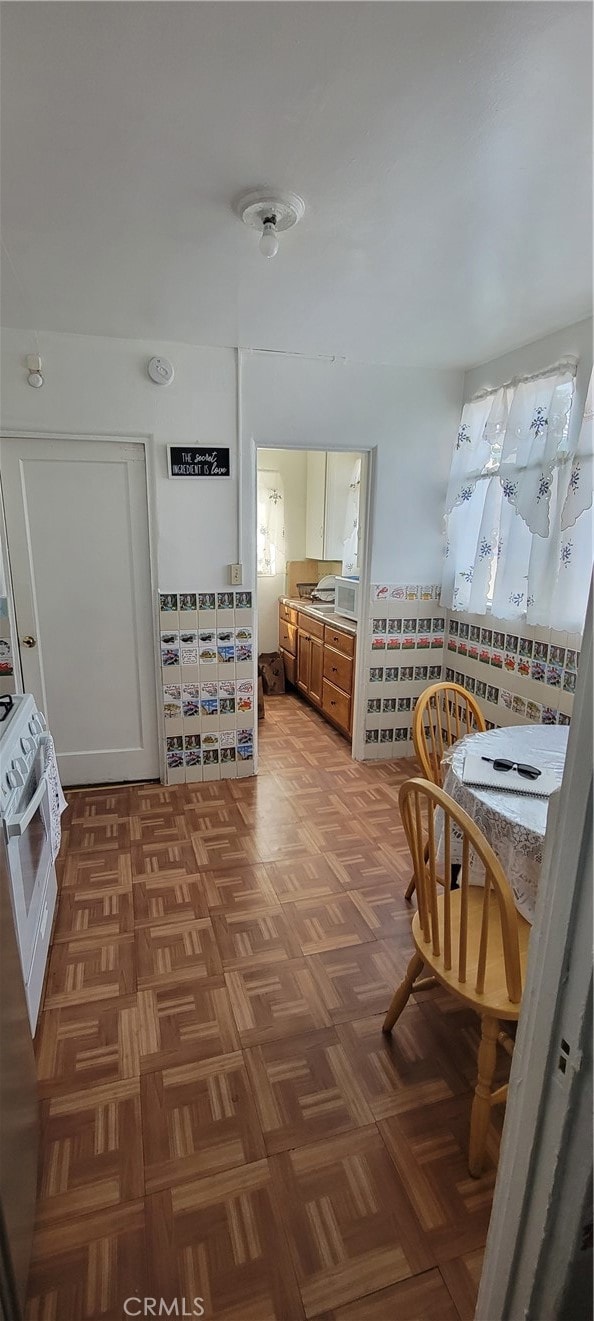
[2,438,159,786]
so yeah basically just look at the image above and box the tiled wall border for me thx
[159,590,256,783]
[364,584,579,761]
[363,584,444,760]
[2,576,579,775]
[444,610,578,732]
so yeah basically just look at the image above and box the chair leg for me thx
[405,838,427,902]
[469,1015,499,1178]
[382,952,424,1033]
[404,873,416,901]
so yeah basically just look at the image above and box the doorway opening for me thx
[255,447,368,760]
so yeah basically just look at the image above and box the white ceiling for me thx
[1,2,591,369]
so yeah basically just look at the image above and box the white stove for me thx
[0,694,59,1033]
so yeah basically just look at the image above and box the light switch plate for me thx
[230,563,243,585]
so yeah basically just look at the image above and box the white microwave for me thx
[334,576,359,621]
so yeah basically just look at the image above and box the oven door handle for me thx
[4,743,52,839]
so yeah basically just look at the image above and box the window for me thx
[442,363,593,633]
[257,469,285,577]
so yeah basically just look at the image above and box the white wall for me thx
[256,446,308,652]
[5,322,588,622]
[0,328,237,588]
[1,328,464,596]
[241,351,464,586]
[464,317,593,440]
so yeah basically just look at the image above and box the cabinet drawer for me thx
[281,649,296,687]
[323,646,353,694]
[324,625,355,658]
[279,620,297,655]
[280,602,298,626]
[322,678,351,734]
[298,612,325,641]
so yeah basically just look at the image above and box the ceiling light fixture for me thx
[236,189,305,259]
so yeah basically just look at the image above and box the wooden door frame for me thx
[0,429,164,784]
[248,437,374,765]
[0,487,24,692]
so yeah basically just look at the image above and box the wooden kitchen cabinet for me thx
[279,608,298,688]
[324,625,355,658]
[279,600,355,738]
[279,617,297,655]
[296,613,324,708]
[310,635,324,706]
[296,629,310,694]
[322,677,351,734]
[279,602,298,626]
[322,624,353,737]
[323,645,353,695]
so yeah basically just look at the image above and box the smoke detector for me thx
[236,189,305,259]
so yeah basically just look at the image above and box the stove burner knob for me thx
[6,769,19,789]
[21,736,36,755]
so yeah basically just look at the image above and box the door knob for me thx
[21,636,36,648]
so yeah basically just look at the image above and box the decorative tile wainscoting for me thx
[444,611,578,732]
[159,591,256,783]
[363,584,445,759]
[363,584,579,761]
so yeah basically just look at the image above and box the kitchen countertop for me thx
[280,597,357,636]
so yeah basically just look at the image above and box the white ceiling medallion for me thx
[236,189,305,259]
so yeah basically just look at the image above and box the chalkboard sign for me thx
[168,446,231,478]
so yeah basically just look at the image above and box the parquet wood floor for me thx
[27,693,507,1320]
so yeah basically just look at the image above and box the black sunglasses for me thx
[482,755,541,781]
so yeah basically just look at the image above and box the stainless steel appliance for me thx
[0,694,58,1034]
[0,828,39,1320]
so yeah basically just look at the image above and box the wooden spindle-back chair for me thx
[405,682,486,899]
[413,681,486,786]
[383,777,530,1176]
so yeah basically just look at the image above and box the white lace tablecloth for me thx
[440,725,568,925]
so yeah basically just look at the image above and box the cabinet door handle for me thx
[330,700,336,706]
[331,666,337,673]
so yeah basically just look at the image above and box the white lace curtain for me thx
[342,457,361,575]
[257,469,285,577]
[442,362,593,633]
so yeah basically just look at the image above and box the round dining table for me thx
[441,723,569,925]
